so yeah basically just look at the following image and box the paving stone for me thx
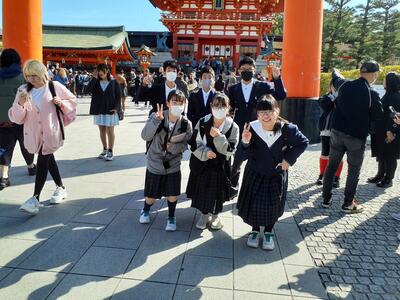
[47,274,120,300]
[174,285,233,299]
[285,265,328,299]
[113,279,175,300]
[0,238,42,267]
[0,267,13,281]
[71,246,135,277]
[235,290,292,299]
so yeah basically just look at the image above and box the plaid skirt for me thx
[237,167,287,227]
[186,163,230,214]
[144,170,181,199]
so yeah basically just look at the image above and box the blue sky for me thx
[0,0,398,32]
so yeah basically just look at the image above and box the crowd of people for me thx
[1,47,400,248]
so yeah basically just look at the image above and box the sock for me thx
[252,225,260,232]
[319,157,329,175]
[143,202,152,212]
[335,161,344,178]
[168,201,177,218]
[108,149,113,153]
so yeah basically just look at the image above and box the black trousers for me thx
[230,155,243,188]
[34,150,63,198]
[0,125,34,167]
[376,156,397,182]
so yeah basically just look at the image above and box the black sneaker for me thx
[376,180,393,188]
[316,174,323,185]
[367,176,383,184]
[333,176,340,188]
[0,177,10,190]
[28,164,37,176]
[342,199,363,214]
[322,197,332,208]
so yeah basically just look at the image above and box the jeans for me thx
[322,129,365,206]
[0,125,34,166]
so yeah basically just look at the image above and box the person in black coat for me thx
[228,56,287,196]
[368,72,400,188]
[236,95,308,250]
[187,66,217,128]
[87,63,121,161]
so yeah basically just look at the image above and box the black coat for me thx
[228,78,287,133]
[371,91,400,160]
[88,79,121,115]
[332,77,383,140]
[187,89,216,127]
[318,93,335,132]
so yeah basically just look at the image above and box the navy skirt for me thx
[144,170,181,199]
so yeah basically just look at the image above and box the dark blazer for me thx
[318,93,335,132]
[187,89,216,127]
[228,78,287,133]
[88,79,121,115]
[332,77,383,140]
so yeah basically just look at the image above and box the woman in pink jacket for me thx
[9,60,77,215]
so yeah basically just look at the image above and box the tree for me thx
[271,13,284,36]
[353,0,375,66]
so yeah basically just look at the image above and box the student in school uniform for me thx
[140,90,193,231]
[186,93,239,230]
[236,95,308,250]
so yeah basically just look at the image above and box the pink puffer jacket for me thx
[8,81,77,155]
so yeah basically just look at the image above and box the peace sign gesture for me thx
[155,103,164,120]
[242,123,252,144]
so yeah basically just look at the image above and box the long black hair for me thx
[97,63,112,81]
[256,94,288,134]
[0,48,21,68]
[385,72,400,94]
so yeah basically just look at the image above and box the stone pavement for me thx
[0,97,398,300]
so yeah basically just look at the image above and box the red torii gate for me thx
[2,0,324,142]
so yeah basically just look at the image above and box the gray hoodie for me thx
[142,110,193,175]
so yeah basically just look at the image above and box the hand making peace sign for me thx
[242,123,252,143]
[155,103,164,120]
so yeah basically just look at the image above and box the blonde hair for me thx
[57,68,67,78]
[23,60,49,83]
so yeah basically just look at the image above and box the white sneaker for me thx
[196,214,210,230]
[105,151,113,161]
[210,215,223,230]
[139,210,150,224]
[262,233,275,251]
[391,213,400,221]
[50,186,67,204]
[247,231,259,248]
[97,150,107,159]
[165,217,176,231]
[20,196,40,215]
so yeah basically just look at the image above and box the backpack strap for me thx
[49,81,65,141]
[145,121,166,155]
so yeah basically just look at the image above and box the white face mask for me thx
[212,108,227,120]
[166,71,177,82]
[170,105,184,117]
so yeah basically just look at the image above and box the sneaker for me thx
[105,151,113,161]
[28,164,37,176]
[97,150,107,159]
[196,214,210,230]
[322,197,332,208]
[0,177,10,190]
[210,215,223,230]
[50,186,67,204]
[316,174,323,185]
[342,199,363,214]
[247,231,260,248]
[262,233,275,250]
[139,210,151,224]
[333,176,340,188]
[391,213,400,221]
[376,180,393,188]
[20,196,40,215]
[165,217,177,231]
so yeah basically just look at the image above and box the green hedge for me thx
[320,65,400,96]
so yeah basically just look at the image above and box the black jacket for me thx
[88,79,121,115]
[187,89,216,127]
[332,77,383,140]
[228,78,287,133]
[318,93,336,132]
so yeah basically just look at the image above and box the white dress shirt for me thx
[241,78,254,103]
[250,120,282,148]
[165,83,177,102]
[202,88,211,107]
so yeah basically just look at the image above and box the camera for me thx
[389,106,398,119]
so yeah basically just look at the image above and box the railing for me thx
[161,11,274,22]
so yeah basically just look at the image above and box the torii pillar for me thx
[2,0,43,63]
[281,0,324,143]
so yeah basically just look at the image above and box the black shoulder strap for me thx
[145,121,165,155]
[179,117,188,133]
[49,81,65,141]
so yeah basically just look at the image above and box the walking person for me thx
[236,95,308,250]
[0,49,36,189]
[316,69,346,188]
[368,72,400,188]
[321,61,384,213]
[8,60,77,214]
[187,93,239,230]
[140,90,193,231]
[88,64,121,161]
[116,70,128,112]
[229,56,287,197]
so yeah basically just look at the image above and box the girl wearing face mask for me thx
[140,90,193,231]
[236,95,308,250]
[186,93,239,230]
